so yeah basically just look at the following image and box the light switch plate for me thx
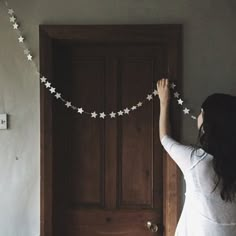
[0,114,7,129]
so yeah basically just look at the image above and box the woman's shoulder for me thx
[189,148,213,169]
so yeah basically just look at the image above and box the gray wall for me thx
[0,0,235,235]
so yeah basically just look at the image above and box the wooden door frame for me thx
[40,25,182,236]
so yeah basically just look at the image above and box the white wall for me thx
[0,0,235,235]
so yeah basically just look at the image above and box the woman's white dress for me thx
[161,135,236,236]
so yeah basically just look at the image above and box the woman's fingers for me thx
[165,79,169,86]
[157,78,169,88]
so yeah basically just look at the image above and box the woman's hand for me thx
[156,78,170,105]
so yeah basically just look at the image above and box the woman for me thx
[157,78,236,236]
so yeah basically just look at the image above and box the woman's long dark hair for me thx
[197,93,236,202]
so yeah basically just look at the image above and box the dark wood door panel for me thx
[52,41,163,235]
[66,210,162,236]
[40,25,182,236]
[117,55,161,210]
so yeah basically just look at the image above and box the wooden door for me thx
[40,25,182,236]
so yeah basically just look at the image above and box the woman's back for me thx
[161,135,236,236]
[188,151,236,224]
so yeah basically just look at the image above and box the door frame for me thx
[40,25,182,236]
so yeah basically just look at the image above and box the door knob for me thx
[146,221,159,232]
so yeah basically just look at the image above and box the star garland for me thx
[2,1,197,120]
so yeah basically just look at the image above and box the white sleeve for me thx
[161,135,195,174]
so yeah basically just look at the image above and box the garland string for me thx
[2,0,197,120]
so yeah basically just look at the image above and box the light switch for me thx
[0,114,8,129]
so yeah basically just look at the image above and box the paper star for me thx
[10,16,16,22]
[45,82,51,88]
[27,54,32,61]
[174,92,180,98]
[24,49,30,55]
[18,36,24,43]
[191,116,197,120]
[118,111,123,116]
[78,108,84,114]
[13,23,18,29]
[183,108,190,114]
[147,94,153,101]
[40,76,47,83]
[170,83,176,89]
[8,9,14,15]
[124,108,130,114]
[131,106,137,110]
[50,87,55,93]
[100,112,106,119]
[110,112,116,118]
[153,90,158,96]
[55,93,61,99]
[91,112,97,118]
[137,102,142,107]
[65,102,71,108]
[177,99,183,105]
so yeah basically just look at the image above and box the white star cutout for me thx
[110,112,116,118]
[100,112,106,119]
[50,87,55,93]
[13,23,18,29]
[18,36,24,43]
[8,9,14,15]
[131,106,137,110]
[65,102,71,108]
[174,92,180,98]
[91,112,97,118]
[45,82,51,88]
[177,99,184,105]
[137,102,142,107]
[27,54,32,61]
[24,49,30,55]
[183,108,190,114]
[170,83,176,89]
[153,90,158,96]
[147,94,153,101]
[78,108,84,114]
[55,93,61,99]
[118,111,123,116]
[124,108,130,114]
[40,76,47,83]
[10,16,16,22]
[191,116,197,120]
